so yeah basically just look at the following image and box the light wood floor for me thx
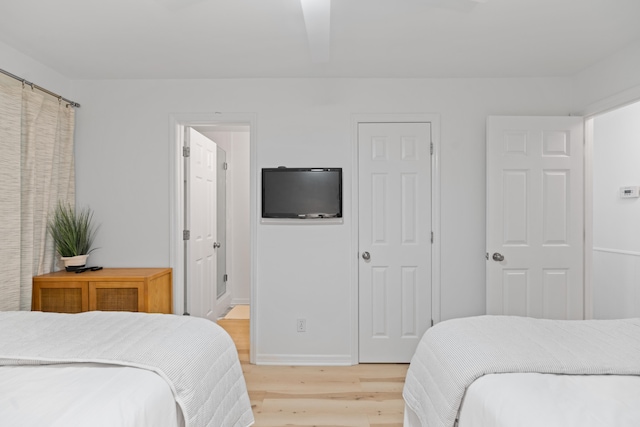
[217,318,408,427]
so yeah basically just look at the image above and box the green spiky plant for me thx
[48,202,99,257]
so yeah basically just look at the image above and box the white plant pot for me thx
[61,254,89,268]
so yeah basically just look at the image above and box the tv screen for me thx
[262,168,342,219]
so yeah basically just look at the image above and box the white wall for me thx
[198,129,251,305]
[0,40,73,99]
[70,77,573,363]
[592,100,640,319]
[572,38,640,114]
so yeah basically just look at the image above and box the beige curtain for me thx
[0,75,75,311]
[0,75,22,311]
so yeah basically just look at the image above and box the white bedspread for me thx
[0,311,254,427]
[0,363,183,427]
[402,316,640,427]
[457,373,640,427]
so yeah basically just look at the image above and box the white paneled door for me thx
[358,122,432,363]
[486,116,584,320]
[188,128,217,321]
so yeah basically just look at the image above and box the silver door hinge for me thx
[223,274,228,282]
[183,230,190,240]
[183,147,190,157]
[431,231,434,243]
[223,162,228,170]
[486,252,489,260]
[430,142,434,155]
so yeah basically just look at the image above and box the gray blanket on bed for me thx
[402,316,640,427]
[0,311,254,427]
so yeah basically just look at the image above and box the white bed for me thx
[402,316,640,427]
[457,373,640,427]
[0,311,255,427]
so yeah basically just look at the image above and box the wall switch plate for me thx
[297,318,306,332]
[620,186,640,198]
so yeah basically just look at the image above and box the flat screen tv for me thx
[262,167,342,219]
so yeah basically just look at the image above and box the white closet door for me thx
[358,122,432,363]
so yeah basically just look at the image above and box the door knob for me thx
[492,252,504,262]
[362,251,371,261]
[213,242,221,249]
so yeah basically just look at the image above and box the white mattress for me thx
[457,373,640,427]
[0,363,184,427]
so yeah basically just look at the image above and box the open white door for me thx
[486,116,584,319]
[358,122,432,363]
[187,128,217,321]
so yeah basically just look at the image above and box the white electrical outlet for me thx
[297,318,306,332]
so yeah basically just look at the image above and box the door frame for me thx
[350,113,441,365]
[169,112,258,364]
[214,144,231,317]
[584,117,594,320]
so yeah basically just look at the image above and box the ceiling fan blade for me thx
[300,0,331,63]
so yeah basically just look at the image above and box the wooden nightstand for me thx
[32,268,173,314]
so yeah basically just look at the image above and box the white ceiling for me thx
[1,0,640,79]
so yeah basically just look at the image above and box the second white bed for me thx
[458,373,640,427]
[402,316,640,427]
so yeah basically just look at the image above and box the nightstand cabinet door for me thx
[33,282,89,313]
[89,282,146,312]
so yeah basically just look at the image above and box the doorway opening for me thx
[169,113,257,364]
[587,99,640,320]
[190,125,250,319]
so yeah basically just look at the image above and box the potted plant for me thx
[48,201,99,270]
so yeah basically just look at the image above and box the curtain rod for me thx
[0,68,80,108]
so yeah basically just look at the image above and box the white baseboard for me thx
[231,298,250,305]
[255,353,355,366]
